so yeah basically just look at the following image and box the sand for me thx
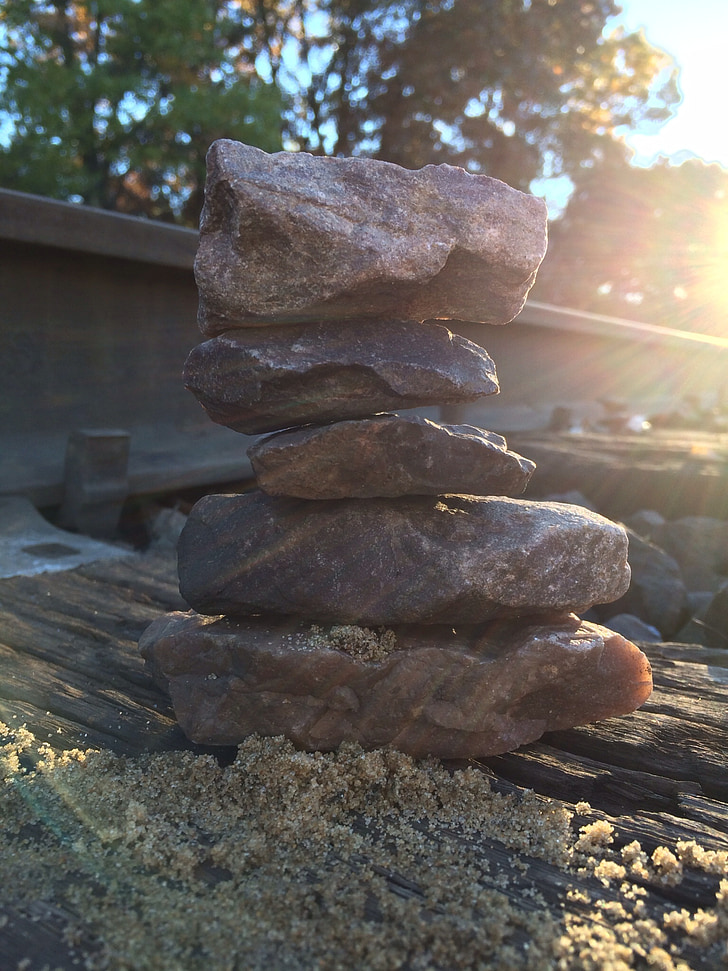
[1,721,726,970]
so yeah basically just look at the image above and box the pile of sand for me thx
[1,722,725,970]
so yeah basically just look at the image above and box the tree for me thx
[291,0,679,192]
[1,0,680,223]
[0,0,288,222]
[532,155,728,336]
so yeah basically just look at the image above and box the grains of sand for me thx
[1,722,726,970]
[304,624,399,662]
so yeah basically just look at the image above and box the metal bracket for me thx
[59,429,131,539]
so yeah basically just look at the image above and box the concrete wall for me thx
[0,188,250,506]
[450,303,728,432]
[2,187,727,506]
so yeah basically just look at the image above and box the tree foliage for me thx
[1,0,681,228]
[305,0,679,190]
[533,155,728,335]
[0,0,288,221]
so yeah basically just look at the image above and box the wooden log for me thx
[0,550,726,970]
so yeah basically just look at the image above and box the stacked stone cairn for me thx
[140,140,653,758]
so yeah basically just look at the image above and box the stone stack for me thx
[140,140,652,758]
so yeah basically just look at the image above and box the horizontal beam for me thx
[4,187,727,352]
[516,300,728,350]
[0,187,197,269]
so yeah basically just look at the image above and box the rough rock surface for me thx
[652,516,728,592]
[195,140,548,334]
[178,492,631,625]
[604,613,662,644]
[597,529,688,639]
[248,415,535,499]
[702,582,728,649]
[139,610,652,756]
[184,319,499,435]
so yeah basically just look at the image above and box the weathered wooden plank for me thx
[1,552,726,799]
[0,552,195,756]
[545,704,728,802]
[511,430,728,519]
[0,550,724,799]
[483,742,705,814]
[0,551,726,970]
[0,901,97,971]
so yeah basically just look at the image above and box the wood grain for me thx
[1,550,726,968]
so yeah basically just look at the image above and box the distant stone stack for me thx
[140,140,652,758]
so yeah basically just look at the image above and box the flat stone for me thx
[178,492,631,625]
[195,140,548,333]
[248,415,535,499]
[184,319,499,435]
[139,610,653,756]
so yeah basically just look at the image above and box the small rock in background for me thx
[596,529,688,639]
[652,516,728,593]
[701,583,728,650]
[542,490,598,512]
[594,398,644,435]
[624,508,666,543]
[605,613,662,644]
[687,590,716,616]
[147,506,188,552]
[557,509,728,647]
[671,591,713,645]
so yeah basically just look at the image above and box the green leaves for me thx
[0,0,682,227]
[355,0,679,188]
[0,0,287,221]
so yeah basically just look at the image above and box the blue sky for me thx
[612,0,728,167]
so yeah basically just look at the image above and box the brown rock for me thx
[184,319,499,435]
[248,415,535,499]
[139,610,653,756]
[178,492,631,624]
[195,140,548,334]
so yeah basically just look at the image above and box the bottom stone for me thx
[139,612,652,759]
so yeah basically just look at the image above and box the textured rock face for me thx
[139,610,653,756]
[653,516,728,593]
[138,141,653,757]
[599,529,688,639]
[178,492,631,624]
[703,583,728,649]
[195,140,548,333]
[248,415,535,499]
[184,320,499,435]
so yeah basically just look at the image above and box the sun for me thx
[659,169,728,338]
[696,185,728,332]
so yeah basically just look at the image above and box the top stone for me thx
[195,140,549,334]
